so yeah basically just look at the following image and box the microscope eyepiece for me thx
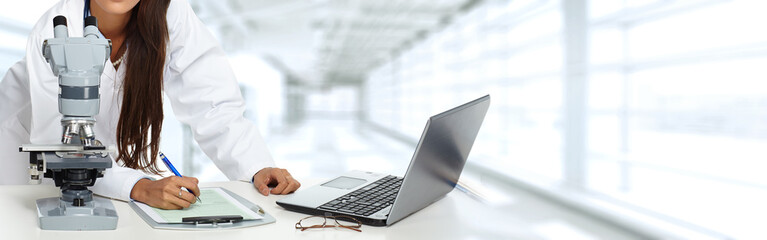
[53,15,67,27]
[84,16,97,27]
[52,16,69,38]
[83,16,100,39]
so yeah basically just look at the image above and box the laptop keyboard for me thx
[318,175,403,217]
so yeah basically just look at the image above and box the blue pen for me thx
[160,152,202,203]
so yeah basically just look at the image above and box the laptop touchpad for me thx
[321,176,367,190]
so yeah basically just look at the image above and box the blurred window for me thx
[365,0,767,238]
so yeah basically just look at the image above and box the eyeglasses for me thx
[294,214,362,232]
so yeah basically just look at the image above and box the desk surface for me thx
[0,180,641,240]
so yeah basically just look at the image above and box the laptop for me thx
[276,95,490,226]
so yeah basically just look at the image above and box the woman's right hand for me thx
[130,176,200,209]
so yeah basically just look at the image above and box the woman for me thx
[0,0,300,209]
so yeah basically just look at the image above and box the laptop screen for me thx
[386,95,490,225]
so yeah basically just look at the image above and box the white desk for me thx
[0,180,641,240]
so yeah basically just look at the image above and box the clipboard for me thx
[129,187,276,230]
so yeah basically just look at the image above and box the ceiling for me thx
[188,0,480,88]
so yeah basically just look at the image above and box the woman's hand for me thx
[253,167,301,196]
[130,176,200,209]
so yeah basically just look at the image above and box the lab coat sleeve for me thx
[90,166,151,201]
[163,0,276,181]
[0,60,30,122]
[0,60,33,185]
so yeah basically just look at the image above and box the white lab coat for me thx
[0,0,275,200]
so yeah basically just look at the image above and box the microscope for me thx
[19,15,117,230]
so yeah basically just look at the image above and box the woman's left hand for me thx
[252,167,301,196]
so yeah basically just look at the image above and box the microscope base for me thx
[36,197,118,230]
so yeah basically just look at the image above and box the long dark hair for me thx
[115,0,171,175]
